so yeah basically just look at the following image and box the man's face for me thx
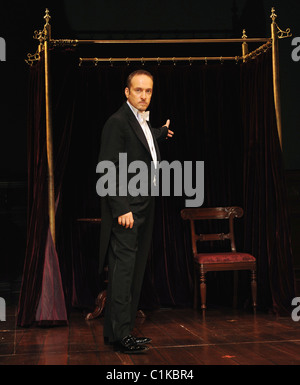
[125,74,153,112]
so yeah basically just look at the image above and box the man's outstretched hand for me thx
[164,119,174,139]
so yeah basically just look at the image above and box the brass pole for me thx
[51,37,270,45]
[79,56,241,65]
[78,40,271,66]
[44,9,56,244]
[271,8,283,150]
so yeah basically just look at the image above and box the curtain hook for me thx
[109,57,113,67]
[172,57,176,66]
[94,58,99,66]
[126,57,130,66]
[189,57,193,66]
[220,56,224,64]
[141,57,145,66]
[205,57,208,65]
[157,57,161,66]
[79,58,82,67]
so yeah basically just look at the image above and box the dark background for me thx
[1,0,300,302]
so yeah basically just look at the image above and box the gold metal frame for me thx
[26,8,292,244]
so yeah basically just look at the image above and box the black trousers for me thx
[103,198,154,342]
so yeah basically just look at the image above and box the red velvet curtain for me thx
[17,47,295,326]
[241,51,295,314]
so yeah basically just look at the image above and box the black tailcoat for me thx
[98,102,168,273]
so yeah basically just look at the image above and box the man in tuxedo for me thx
[98,69,173,353]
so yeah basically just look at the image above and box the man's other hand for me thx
[118,211,134,228]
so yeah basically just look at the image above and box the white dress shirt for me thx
[127,101,158,169]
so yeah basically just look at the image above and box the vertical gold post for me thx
[242,29,248,62]
[43,9,56,244]
[271,7,283,150]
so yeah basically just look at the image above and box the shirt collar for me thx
[127,100,150,121]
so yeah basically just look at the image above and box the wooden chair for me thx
[181,207,257,311]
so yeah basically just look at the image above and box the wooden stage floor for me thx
[1,303,300,366]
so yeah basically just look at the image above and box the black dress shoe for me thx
[133,336,152,345]
[113,335,149,354]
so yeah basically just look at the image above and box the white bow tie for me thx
[138,111,150,122]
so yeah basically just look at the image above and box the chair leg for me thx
[233,271,238,309]
[251,269,257,311]
[193,264,198,310]
[200,267,206,310]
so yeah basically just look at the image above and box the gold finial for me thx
[25,9,52,65]
[270,7,277,22]
[44,9,51,25]
[43,9,51,40]
[270,7,292,39]
[241,29,248,62]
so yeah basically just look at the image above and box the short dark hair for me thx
[126,69,153,88]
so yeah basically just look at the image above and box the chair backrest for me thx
[181,207,244,256]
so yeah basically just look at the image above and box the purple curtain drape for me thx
[17,47,295,327]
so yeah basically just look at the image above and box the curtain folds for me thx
[240,50,295,314]
[17,47,295,327]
